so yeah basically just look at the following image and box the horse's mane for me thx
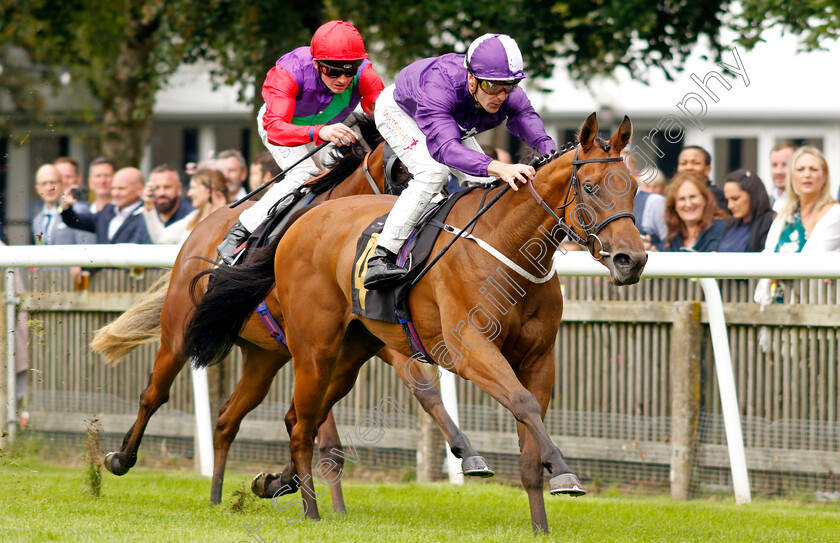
[303,114,382,196]
[526,137,613,173]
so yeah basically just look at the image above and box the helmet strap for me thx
[467,74,482,110]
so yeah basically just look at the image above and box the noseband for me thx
[526,145,635,260]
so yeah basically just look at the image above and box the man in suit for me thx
[61,167,152,244]
[216,149,250,204]
[32,164,65,245]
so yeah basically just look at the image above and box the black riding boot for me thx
[363,246,406,289]
[216,221,251,266]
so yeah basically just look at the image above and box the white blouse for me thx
[143,208,200,246]
[754,203,840,304]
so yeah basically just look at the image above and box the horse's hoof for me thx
[252,472,299,499]
[549,473,586,496]
[462,455,494,478]
[251,472,270,498]
[103,452,126,476]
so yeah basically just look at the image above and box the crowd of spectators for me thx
[23,149,251,256]
[623,141,839,306]
[18,139,840,296]
[16,148,255,295]
[627,141,838,258]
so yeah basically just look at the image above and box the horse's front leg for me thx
[380,347,493,477]
[515,350,580,534]
[210,346,287,504]
[254,408,346,516]
[444,327,583,527]
[252,402,301,499]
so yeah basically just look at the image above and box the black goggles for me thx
[317,61,361,78]
[477,78,520,95]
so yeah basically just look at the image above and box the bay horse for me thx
[91,121,492,508]
[184,113,647,532]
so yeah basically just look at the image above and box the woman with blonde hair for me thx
[755,146,840,305]
[765,146,840,253]
[657,172,729,251]
[143,168,228,245]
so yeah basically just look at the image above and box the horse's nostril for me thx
[614,253,631,269]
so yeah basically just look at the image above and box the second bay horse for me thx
[92,119,491,508]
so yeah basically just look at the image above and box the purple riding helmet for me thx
[465,33,527,82]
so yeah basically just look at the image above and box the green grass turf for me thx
[1,457,838,542]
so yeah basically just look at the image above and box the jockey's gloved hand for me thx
[319,123,358,146]
[487,160,535,191]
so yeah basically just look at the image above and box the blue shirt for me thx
[660,219,727,252]
[717,221,751,252]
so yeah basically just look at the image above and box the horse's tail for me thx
[91,270,171,365]
[183,205,317,369]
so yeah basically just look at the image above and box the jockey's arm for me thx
[414,84,494,178]
[261,66,327,147]
[358,63,384,115]
[504,91,555,155]
[487,161,535,190]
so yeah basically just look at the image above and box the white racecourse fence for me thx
[2,245,840,502]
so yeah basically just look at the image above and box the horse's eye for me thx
[583,184,595,194]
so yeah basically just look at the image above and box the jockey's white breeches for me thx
[373,85,493,254]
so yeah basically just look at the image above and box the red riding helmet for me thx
[310,21,368,61]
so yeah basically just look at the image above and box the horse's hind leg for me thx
[210,346,287,504]
[105,343,186,475]
[305,338,382,515]
[287,361,334,522]
[286,332,376,521]
[381,347,494,477]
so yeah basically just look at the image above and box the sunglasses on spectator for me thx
[477,79,519,95]
[317,61,359,79]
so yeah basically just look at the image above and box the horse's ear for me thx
[578,112,598,151]
[609,115,633,154]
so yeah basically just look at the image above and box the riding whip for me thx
[230,141,330,208]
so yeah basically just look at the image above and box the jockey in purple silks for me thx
[217,20,384,265]
[364,33,556,288]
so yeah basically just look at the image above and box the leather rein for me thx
[526,144,635,260]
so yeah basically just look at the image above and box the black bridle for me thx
[362,148,411,196]
[527,144,635,260]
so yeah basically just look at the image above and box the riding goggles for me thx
[317,60,361,78]
[477,78,520,95]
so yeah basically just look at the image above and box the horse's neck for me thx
[481,159,575,272]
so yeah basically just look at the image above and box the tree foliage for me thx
[337,0,838,83]
[0,1,195,166]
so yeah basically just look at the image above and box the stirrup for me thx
[363,247,406,289]
[216,221,250,267]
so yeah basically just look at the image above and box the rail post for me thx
[669,301,702,500]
